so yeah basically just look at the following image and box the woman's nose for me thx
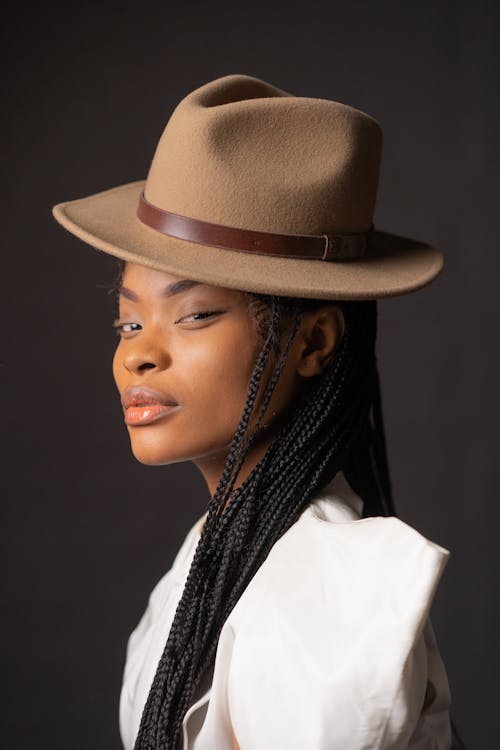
[121,338,170,375]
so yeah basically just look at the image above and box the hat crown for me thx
[52,72,443,300]
[144,74,382,235]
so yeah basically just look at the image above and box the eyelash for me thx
[112,310,223,335]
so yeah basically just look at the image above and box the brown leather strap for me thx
[137,190,372,261]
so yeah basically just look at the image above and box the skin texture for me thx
[112,261,345,749]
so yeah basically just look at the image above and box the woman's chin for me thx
[131,449,189,466]
[127,437,186,466]
[126,428,236,467]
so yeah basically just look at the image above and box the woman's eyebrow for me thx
[118,279,207,302]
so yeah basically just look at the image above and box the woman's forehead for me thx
[120,261,245,300]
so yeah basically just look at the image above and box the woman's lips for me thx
[124,403,180,426]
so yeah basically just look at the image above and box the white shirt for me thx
[119,471,452,749]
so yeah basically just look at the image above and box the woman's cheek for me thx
[183,329,256,391]
[186,367,249,432]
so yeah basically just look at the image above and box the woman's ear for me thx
[295,305,345,378]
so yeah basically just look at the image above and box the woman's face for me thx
[112,262,295,494]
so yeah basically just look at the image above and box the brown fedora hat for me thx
[52,73,443,300]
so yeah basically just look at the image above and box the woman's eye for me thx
[111,310,223,336]
[112,321,142,336]
[176,310,223,324]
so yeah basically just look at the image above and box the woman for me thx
[52,73,462,750]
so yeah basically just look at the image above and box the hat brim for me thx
[52,180,443,300]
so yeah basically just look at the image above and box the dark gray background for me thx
[3,0,498,747]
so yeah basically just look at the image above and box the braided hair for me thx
[111,261,395,749]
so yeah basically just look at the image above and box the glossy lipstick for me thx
[124,403,180,425]
[121,385,180,426]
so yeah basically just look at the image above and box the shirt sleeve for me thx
[225,515,451,750]
[406,619,452,749]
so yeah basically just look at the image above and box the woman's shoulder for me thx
[220,496,452,749]
[228,499,450,633]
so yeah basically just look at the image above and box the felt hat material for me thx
[52,73,443,300]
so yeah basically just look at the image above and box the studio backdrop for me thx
[3,1,499,748]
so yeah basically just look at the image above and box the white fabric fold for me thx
[119,472,452,750]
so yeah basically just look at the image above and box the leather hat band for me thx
[137,191,372,262]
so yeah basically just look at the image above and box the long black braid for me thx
[110,261,394,749]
